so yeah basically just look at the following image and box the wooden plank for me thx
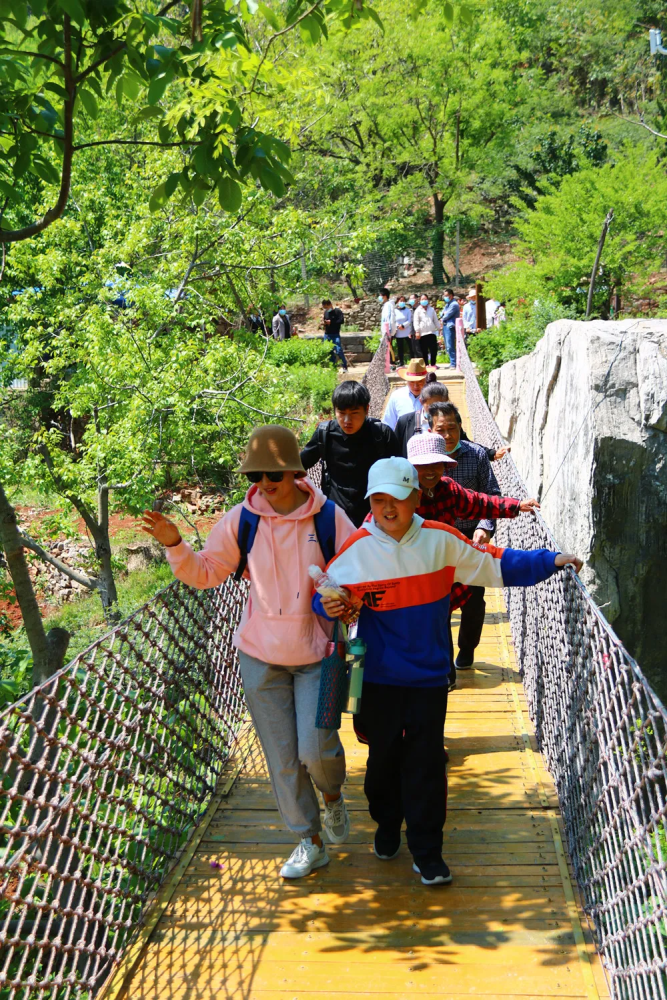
[119,956,590,996]
[115,586,609,1000]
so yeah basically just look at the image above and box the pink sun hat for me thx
[407,431,458,466]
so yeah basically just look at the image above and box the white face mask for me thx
[420,300,428,307]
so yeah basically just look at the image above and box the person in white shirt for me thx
[393,293,414,366]
[485,297,500,328]
[412,293,440,367]
[462,289,477,333]
[381,356,428,431]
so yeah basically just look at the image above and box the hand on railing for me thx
[141,510,183,548]
[519,498,540,514]
[554,553,583,575]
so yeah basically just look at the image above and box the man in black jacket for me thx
[301,381,400,526]
[322,298,348,371]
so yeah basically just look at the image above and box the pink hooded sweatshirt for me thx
[165,478,356,667]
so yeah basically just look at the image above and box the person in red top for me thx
[406,432,540,689]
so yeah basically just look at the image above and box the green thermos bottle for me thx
[345,637,366,714]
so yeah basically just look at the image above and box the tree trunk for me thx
[0,482,70,687]
[95,484,120,623]
[431,194,450,287]
[432,194,445,287]
[586,209,614,319]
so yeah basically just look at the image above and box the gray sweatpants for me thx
[238,652,346,840]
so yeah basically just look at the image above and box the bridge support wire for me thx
[457,327,667,1000]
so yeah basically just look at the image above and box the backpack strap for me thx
[313,498,337,565]
[234,507,261,581]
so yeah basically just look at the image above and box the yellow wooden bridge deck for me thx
[104,375,610,1000]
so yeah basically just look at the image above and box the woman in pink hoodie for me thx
[142,425,356,879]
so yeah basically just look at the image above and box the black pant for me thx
[355,682,448,863]
[409,335,418,358]
[419,333,438,366]
[395,337,411,365]
[458,586,486,655]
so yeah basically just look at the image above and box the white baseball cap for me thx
[365,457,419,500]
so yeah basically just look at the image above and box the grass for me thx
[0,562,177,700]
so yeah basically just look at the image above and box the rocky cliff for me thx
[488,319,667,698]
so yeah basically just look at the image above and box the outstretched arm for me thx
[141,507,242,589]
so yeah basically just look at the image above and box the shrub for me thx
[267,338,334,367]
[468,299,575,397]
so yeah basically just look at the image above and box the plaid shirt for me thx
[417,476,520,610]
[445,439,502,538]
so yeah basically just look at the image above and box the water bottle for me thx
[345,636,366,714]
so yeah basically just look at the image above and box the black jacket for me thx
[301,418,400,527]
[395,410,496,463]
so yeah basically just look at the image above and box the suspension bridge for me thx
[1,332,665,1000]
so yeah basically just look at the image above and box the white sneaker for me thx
[280,838,329,879]
[322,793,351,844]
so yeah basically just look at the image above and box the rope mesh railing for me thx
[0,576,247,999]
[457,330,667,1000]
[3,330,665,999]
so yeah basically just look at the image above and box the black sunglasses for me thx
[245,471,285,483]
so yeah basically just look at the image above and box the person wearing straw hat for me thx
[382,356,436,432]
[141,425,357,880]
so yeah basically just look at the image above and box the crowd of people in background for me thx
[247,285,506,378]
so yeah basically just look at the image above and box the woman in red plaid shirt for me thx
[406,432,540,689]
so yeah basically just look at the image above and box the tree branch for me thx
[72,138,203,151]
[37,445,99,538]
[611,110,667,139]
[19,534,98,591]
[0,19,75,244]
[249,1,323,94]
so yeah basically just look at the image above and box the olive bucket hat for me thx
[238,424,306,476]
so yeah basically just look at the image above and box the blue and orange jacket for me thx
[312,515,560,687]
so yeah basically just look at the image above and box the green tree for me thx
[0,0,385,243]
[494,146,667,318]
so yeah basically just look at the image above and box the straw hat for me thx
[239,425,306,475]
[396,357,436,381]
[467,287,476,299]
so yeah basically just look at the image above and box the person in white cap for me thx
[313,456,581,888]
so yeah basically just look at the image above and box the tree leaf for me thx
[147,71,172,106]
[165,172,181,197]
[78,89,99,120]
[148,181,168,213]
[365,6,384,31]
[217,176,242,212]
[30,156,61,185]
[134,105,164,121]
[257,2,281,30]
[258,164,286,197]
[56,0,86,26]
[460,4,473,24]
[192,183,209,206]
[443,1,454,24]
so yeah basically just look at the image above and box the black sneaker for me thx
[448,674,457,692]
[412,859,453,885]
[455,650,474,670]
[374,828,401,860]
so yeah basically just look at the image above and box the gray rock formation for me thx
[488,319,667,698]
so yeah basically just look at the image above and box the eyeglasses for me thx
[245,471,285,483]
